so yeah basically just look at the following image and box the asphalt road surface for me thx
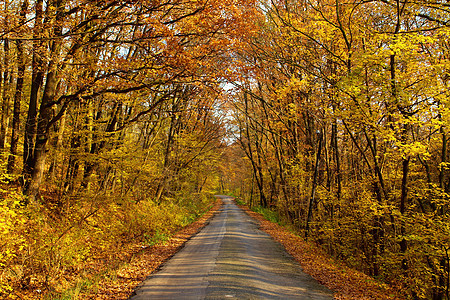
[131,196,333,299]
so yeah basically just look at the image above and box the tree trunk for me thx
[24,0,63,201]
[23,0,45,180]
[7,30,26,173]
[305,130,323,240]
[255,136,267,207]
[25,68,59,200]
[49,110,66,181]
[332,119,342,212]
[155,104,177,203]
[0,37,12,150]
[7,1,28,173]
[399,156,410,271]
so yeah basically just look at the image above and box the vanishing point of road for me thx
[131,196,333,299]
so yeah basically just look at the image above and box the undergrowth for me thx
[233,197,246,206]
[0,186,215,299]
[251,206,282,225]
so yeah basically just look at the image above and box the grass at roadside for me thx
[233,197,246,206]
[251,205,281,225]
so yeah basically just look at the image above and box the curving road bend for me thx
[130,196,333,299]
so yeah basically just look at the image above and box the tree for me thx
[7,0,27,173]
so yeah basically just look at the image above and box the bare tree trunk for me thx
[26,69,58,200]
[305,130,323,240]
[399,156,410,271]
[23,0,45,181]
[332,119,342,212]
[24,0,63,201]
[49,110,66,181]
[0,37,11,150]
[155,103,177,203]
[7,1,28,173]
[7,16,26,173]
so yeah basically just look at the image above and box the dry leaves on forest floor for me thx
[237,203,406,300]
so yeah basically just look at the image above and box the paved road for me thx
[131,196,333,299]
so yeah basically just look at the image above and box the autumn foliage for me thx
[1,0,450,299]
[226,1,450,299]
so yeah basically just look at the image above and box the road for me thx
[130,196,333,299]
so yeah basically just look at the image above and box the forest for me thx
[0,0,449,299]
